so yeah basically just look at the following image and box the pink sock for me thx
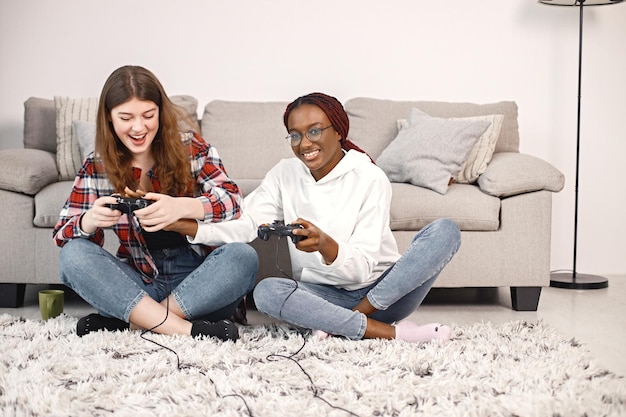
[311,329,330,340]
[394,320,452,343]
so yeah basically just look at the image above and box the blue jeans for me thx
[59,239,258,322]
[253,218,461,340]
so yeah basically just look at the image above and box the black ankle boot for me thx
[76,313,130,337]
[191,319,239,342]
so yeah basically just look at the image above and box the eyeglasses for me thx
[285,125,334,147]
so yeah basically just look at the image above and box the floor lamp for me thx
[538,0,623,289]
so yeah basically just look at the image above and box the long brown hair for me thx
[95,65,196,195]
[283,92,374,162]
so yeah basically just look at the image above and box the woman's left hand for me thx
[292,218,339,265]
[133,193,185,232]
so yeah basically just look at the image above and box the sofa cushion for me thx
[0,149,58,195]
[170,95,200,125]
[236,179,263,197]
[24,97,57,153]
[377,108,489,194]
[54,96,99,181]
[453,114,504,183]
[397,113,504,184]
[73,119,96,160]
[478,152,565,198]
[390,182,500,232]
[34,180,502,231]
[201,100,294,181]
[34,181,74,227]
[345,98,520,160]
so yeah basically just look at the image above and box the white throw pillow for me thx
[452,114,503,183]
[377,108,490,194]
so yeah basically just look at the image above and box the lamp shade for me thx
[539,0,624,5]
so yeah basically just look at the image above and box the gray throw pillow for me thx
[72,119,96,161]
[376,108,490,194]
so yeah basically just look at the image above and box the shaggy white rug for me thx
[0,314,624,417]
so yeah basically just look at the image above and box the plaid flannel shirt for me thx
[53,131,242,281]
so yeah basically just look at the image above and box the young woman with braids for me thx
[53,65,257,341]
[178,92,460,343]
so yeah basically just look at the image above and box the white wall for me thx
[1,0,624,275]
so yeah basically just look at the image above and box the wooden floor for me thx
[3,274,625,377]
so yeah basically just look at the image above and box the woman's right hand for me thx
[79,196,123,234]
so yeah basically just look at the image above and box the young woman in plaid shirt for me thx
[53,65,257,341]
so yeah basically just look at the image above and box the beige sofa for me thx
[0,96,564,311]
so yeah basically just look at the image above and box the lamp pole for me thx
[538,0,622,289]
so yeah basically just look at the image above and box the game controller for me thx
[106,196,154,214]
[257,220,306,244]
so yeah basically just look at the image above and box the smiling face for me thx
[109,97,159,160]
[287,104,344,181]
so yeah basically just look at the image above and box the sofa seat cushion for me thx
[34,181,73,227]
[34,180,500,232]
[390,182,500,232]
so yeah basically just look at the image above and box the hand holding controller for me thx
[106,196,154,214]
[258,220,306,244]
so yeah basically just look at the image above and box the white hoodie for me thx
[189,150,401,290]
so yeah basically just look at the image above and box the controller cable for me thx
[267,236,360,417]
[121,209,182,368]
[125,211,256,413]
[127,212,359,416]
[139,278,182,369]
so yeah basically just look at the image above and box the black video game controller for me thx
[258,220,306,244]
[106,196,154,214]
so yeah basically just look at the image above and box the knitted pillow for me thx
[54,96,98,180]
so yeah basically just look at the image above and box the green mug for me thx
[38,289,64,320]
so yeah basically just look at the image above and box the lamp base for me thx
[550,272,609,289]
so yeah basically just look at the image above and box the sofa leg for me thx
[0,284,26,308]
[510,286,541,311]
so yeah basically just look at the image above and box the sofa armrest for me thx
[477,152,565,198]
[0,149,58,195]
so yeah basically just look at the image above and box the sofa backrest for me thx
[344,98,520,160]
[23,96,520,185]
[200,100,293,184]
[24,97,57,153]
[22,96,199,156]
